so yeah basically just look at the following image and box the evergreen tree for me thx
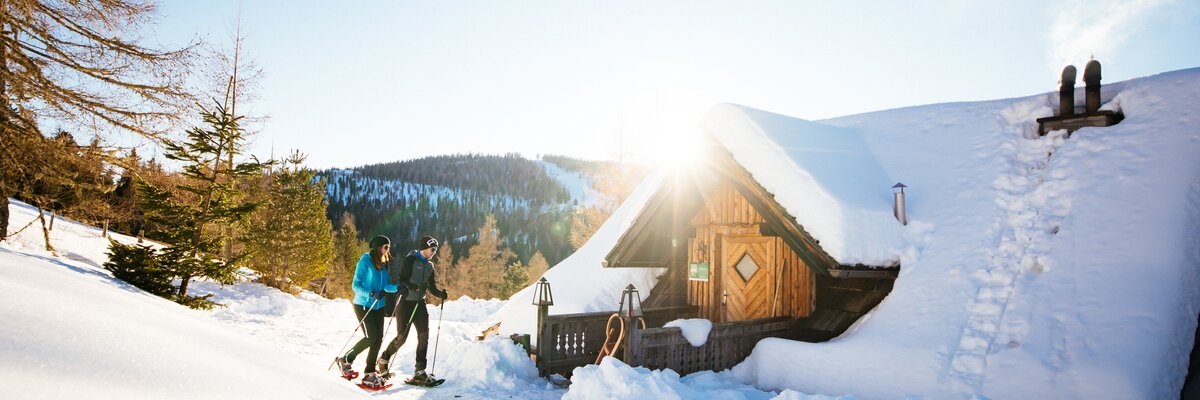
[138,103,266,308]
[323,212,366,299]
[104,240,174,297]
[244,151,334,294]
[499,260,529,300]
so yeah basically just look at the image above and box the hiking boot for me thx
[411,369,428,382]
[360,372,387,389]
[376,359,390,377]
[335,356,354,376]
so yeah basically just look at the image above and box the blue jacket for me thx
[352,253,397,310]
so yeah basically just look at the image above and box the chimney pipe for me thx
[1059,65,1077,116]
[1084,60,1102,113]
[893,183,907,226]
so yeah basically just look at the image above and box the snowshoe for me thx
[404,371,445,387]
[335,356,358,380]
[357,372,392,391]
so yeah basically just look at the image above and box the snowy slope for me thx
[537,159,607,209]
[732,68,1200,399]
[0,200,369,400]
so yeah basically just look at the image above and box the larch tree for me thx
[0,0,193,240]
[454,214,514,299]
[526,250,549,282]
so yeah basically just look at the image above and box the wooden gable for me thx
[604,146,838,276]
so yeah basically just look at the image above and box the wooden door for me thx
[720,236,778,321]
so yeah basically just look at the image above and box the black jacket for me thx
[387,250,445,305]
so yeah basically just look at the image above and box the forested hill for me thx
[320,153,611,266]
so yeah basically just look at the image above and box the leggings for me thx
[345,304,386,372]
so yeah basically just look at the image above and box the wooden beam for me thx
[827,269,899,279]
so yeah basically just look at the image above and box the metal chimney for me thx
[893,183,908,226]
[1084,59,1102,113]
[1059,65,1077,116]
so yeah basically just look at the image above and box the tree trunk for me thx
[1,196,9,241]
[178,275,191,299]
[48,213,55,231]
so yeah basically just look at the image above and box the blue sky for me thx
[147,0,1200,169]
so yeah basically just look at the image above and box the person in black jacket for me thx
[378,235,447,382]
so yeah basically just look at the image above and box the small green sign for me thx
[688,262,709,281]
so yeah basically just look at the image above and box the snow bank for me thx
[733,68,1200,399]
[0,201,367,400]
[664,319,713,347]
[703,104,907,266]
[496,173,669,341]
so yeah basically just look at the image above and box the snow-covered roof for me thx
[703,104,907,267]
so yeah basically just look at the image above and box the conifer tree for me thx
[527,251,550,281]
[323,212,365,299]
[454,214,514,299]
[104,240,173,297]
[499,260,529,299]
[244,151,333,294]
[138,103,266,308]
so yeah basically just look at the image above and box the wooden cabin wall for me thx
[686,180,813,321]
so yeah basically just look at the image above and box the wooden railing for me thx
[626,316,792,375]
[535,305,696,377]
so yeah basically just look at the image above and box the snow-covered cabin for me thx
[604,104,907,341]
[499,67,1200,398]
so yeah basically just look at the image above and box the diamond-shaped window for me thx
[735,253,759,282]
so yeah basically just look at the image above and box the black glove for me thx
[397,283,411,293]
[370,290,386,300]
[433,288,448,300]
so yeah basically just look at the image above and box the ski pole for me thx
[430,301,445,377]
[326,296,380,371]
